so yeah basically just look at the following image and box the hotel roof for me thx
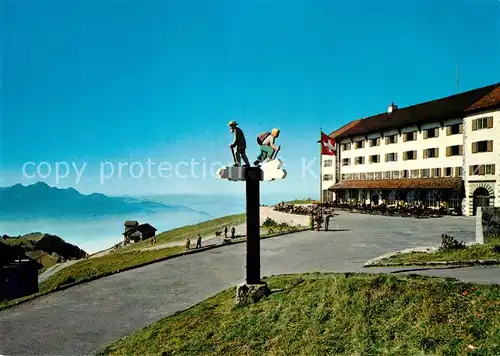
[335,82,500,139]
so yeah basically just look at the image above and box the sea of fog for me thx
[0,193,306,254]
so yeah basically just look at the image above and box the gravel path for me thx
[2,211,492,356]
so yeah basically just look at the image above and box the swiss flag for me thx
[320,131,337,155]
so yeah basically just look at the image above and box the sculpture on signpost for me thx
[254,128,281,166]
[216,121,286,306]
[228,120,250,167]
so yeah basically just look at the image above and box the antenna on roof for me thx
[456,65,460,93]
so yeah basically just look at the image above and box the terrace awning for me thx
[329,178,463,191]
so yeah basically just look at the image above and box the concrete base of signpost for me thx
[235,282,271,306]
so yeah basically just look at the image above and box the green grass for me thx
[121,213,246,251]
[281,198,315,205]
[378,241,500,265]
[98,272,500,356]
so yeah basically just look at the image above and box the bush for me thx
[439,234,466,252]
[262,218,278,228]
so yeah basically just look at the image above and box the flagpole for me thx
[319,128,322,203]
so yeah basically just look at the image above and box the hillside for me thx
[99,273,500,355]
[0,233,88,270]
[0,182,210,218]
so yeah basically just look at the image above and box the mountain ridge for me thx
[0,182,211,219]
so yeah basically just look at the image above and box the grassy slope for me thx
[38,247,184,293]
[3,233,57,272]
[122,213,246,251]
[98,273,500,356]
[380,241,500,265]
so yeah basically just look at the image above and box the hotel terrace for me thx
[321,82,500,216]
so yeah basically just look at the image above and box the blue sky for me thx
[1,0,499,197]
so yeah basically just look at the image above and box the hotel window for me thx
[347,173,353,180]
[355,140,365,149]
[385,134,398,145]
[341,142,351,151]
[403,150,417,160]
[472,140,493,153]
[323,174,334,181]
[444,167,453,177]
[423,127,439,139]
[446,145,463,156]
[384,171,391,179]
[411,169,419,178]
[323,159,333,167]
[423,148,439,158]
[385,152,398,162]
[353,173,360,180]
[375,172,382,179]
[472,116,493,131]
[369,137,380,147]
[432,168,441,177]
[469,165,485,175]
[341,174,346,180]
[393,170,399,179]
[342,158,350,166]
[403,131,417,142]
[369,154,380,163]
[421,168,430,178]
[360,173,367,180]
[446,123,463,135]
[455,167,463,177]
[367,172,374,180]
[401,169,409,178]
[387,191,398,205]
[355,156,365,165]
[486,164,496,175]
[449,191,461,209]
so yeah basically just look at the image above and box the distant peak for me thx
[32,181,50,188]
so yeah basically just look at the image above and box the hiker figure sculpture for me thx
[254,128,281,166]
[228,120,250,167]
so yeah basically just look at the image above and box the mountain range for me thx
[0,182,211,219]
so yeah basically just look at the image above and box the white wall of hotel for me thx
[463,108,500,216]
[320,107,500,216]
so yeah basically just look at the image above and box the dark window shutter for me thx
[487,117,493,128]
[472,142,478,153]
[487,140,493,152]
[459,123,463,133]
[435,147,439,158]
[492,165,496,175]
[446,147,451,157]
[459,145,463,155]
[435,128,439,137]
[394,152,398,161]
[446,126,451,135]
[472,120,477,131]
[423,130,428,139]
[479,165,485,175]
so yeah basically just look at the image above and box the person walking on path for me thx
[196,234,202,249]
[185,237,191,251]
[224,226,228,239]
[228,121,250,167]
[230,226,236,239]
[325,214,330,231]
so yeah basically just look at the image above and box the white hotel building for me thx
[321,82,500,216]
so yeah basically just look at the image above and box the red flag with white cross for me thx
[320,131,336,155]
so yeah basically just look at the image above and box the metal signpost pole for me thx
[245,167,261,284]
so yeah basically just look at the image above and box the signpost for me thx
[216,156,286,305]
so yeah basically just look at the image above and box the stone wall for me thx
[481,207,500,242]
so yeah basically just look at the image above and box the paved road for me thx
[2,212,498,356]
